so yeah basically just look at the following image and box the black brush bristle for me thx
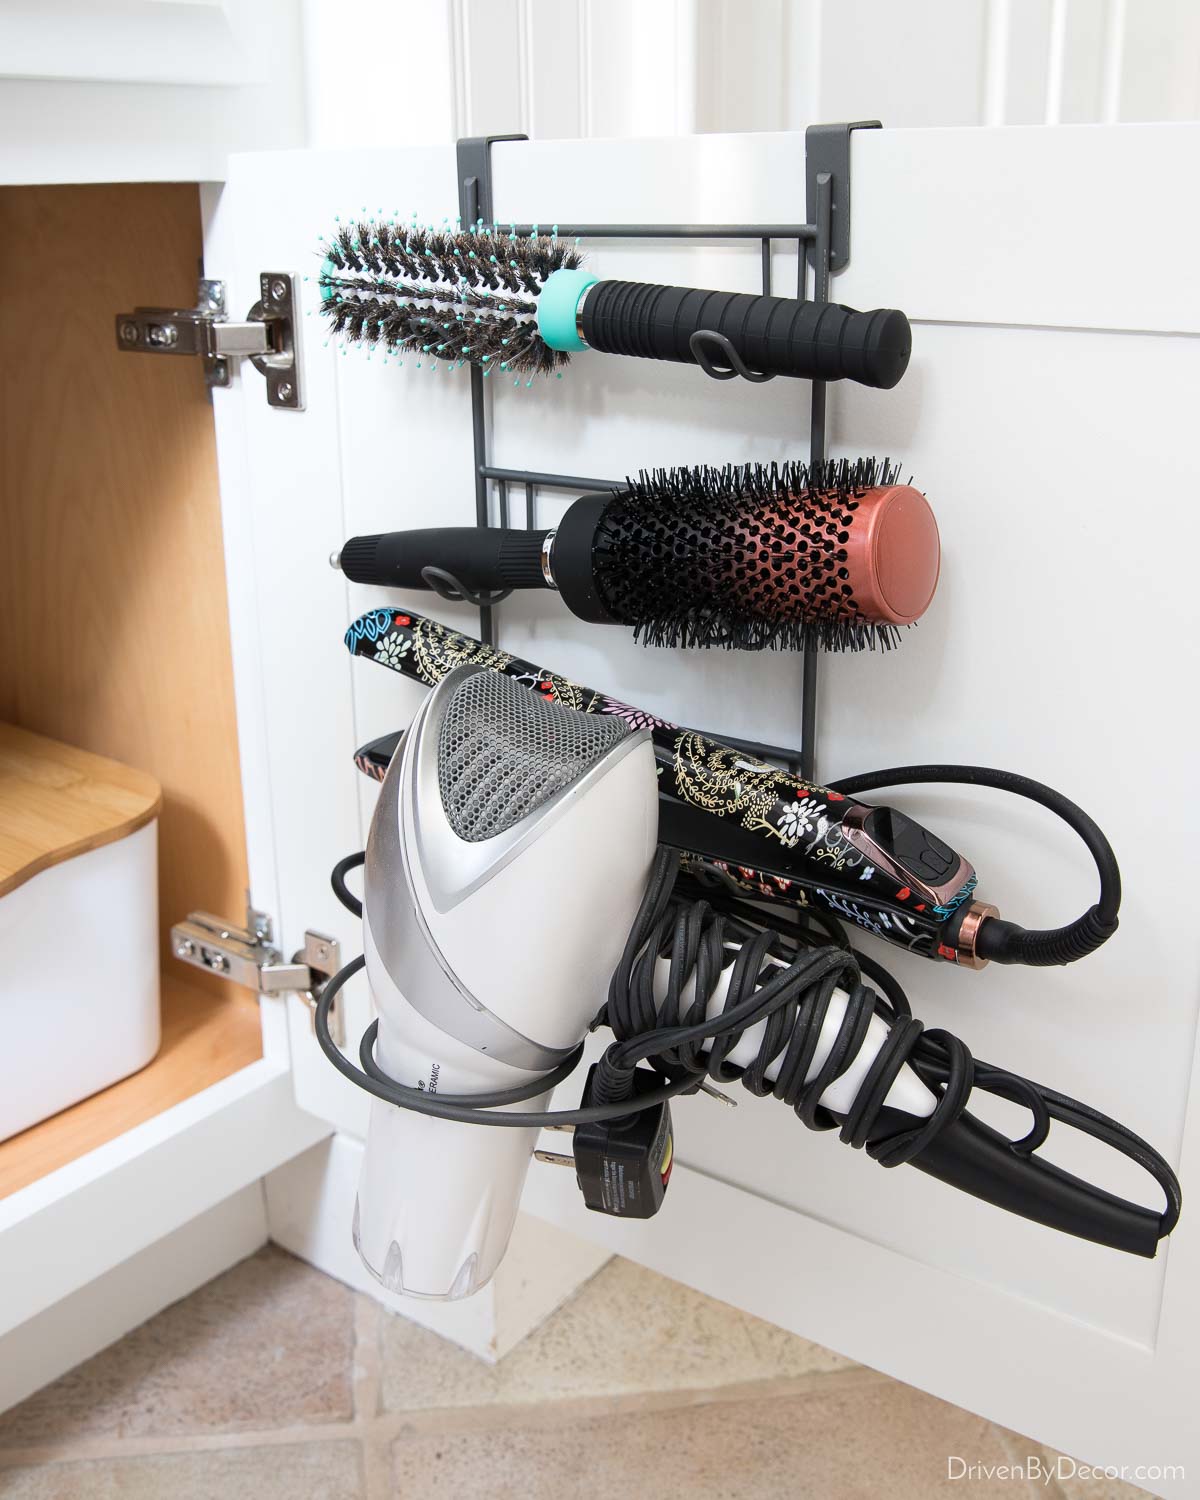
[317,219,583,377]
[593,458,910,653]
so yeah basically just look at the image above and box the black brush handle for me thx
[338,529,551,592]
[580,281,911,390]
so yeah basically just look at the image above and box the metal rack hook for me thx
[420,566,513,610]
[688,329,776,384]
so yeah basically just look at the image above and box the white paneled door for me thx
[207,126,1199,1494]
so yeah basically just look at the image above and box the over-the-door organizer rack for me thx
[434,122,883,783]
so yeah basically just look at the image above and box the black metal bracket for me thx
[456,134,528,229]
[688,329,775,384]
[420,565,512,611]
[446,124,874,779]
[805,120,880,275]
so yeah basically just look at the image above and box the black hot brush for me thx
[317,219,912,389]
[333,458,940,651]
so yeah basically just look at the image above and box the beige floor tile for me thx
[993,1426,1165,1498]
[0,1246,356,1446]
[389,1381,1046,1499]
[378,1256,853,1414]
[1053,1460,1162,1499]
[0,1441,364,1500]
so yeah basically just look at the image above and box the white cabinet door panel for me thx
[212,126,1199,1490]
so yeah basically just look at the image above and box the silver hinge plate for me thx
[116,272,303,410]
[170,900,343,1044]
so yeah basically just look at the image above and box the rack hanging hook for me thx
[688,329,775,384]
[420,565,513,610]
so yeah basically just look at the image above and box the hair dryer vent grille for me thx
[437,671,627,842]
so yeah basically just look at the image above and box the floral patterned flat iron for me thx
[346,607,1120,975]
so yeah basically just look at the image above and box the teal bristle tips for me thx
[318,211,582,380]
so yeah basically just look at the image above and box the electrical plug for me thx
[569,1063,675,1218]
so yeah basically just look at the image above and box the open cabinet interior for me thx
[0,182,263,1197]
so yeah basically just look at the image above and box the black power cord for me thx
[319,847,1179,1242]
[323,851,697,1126]
[828,764,1121,966]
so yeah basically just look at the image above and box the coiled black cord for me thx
[601,851,1042,1167]
[828,764,1121,966]
[319,848,1178,1239]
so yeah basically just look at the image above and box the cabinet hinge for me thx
[116,273,303,409]
[170,900,343,1044]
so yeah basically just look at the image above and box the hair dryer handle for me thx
[338,528,551,594]
[580,281,912,390]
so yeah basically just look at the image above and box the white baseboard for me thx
[264,1133,611,1362]
[0,1181,268,1415]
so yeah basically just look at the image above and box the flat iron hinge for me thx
[116,273,303,409]
[171,899,343,1044]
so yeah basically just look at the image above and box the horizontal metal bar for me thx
[480,466,622,493]
[714,732,805,773]
[502,223,816,241]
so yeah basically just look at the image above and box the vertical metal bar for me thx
[525,481,536,530]
[458,168,496,644]
[801,170,834,783]
[457,142,533,645]
[760,237,772,296]
[497,478,509,528]
[468,363,493,644]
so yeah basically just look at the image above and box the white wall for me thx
[6,0,1197,184]
[0,0,309,184]
[370,0,1200,145]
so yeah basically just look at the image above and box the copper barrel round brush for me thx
[335,458,940,652]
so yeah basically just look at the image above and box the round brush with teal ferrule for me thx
[316,217,911,390]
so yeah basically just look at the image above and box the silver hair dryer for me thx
[354,664,658,1299]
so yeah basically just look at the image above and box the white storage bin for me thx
[0,724,162,1143]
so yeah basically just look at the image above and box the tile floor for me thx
[0,1245,1158,1499]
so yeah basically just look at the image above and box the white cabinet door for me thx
[208,125,1200,1492]
[0,0,306,184]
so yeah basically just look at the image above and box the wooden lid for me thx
[0,723,162,899]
